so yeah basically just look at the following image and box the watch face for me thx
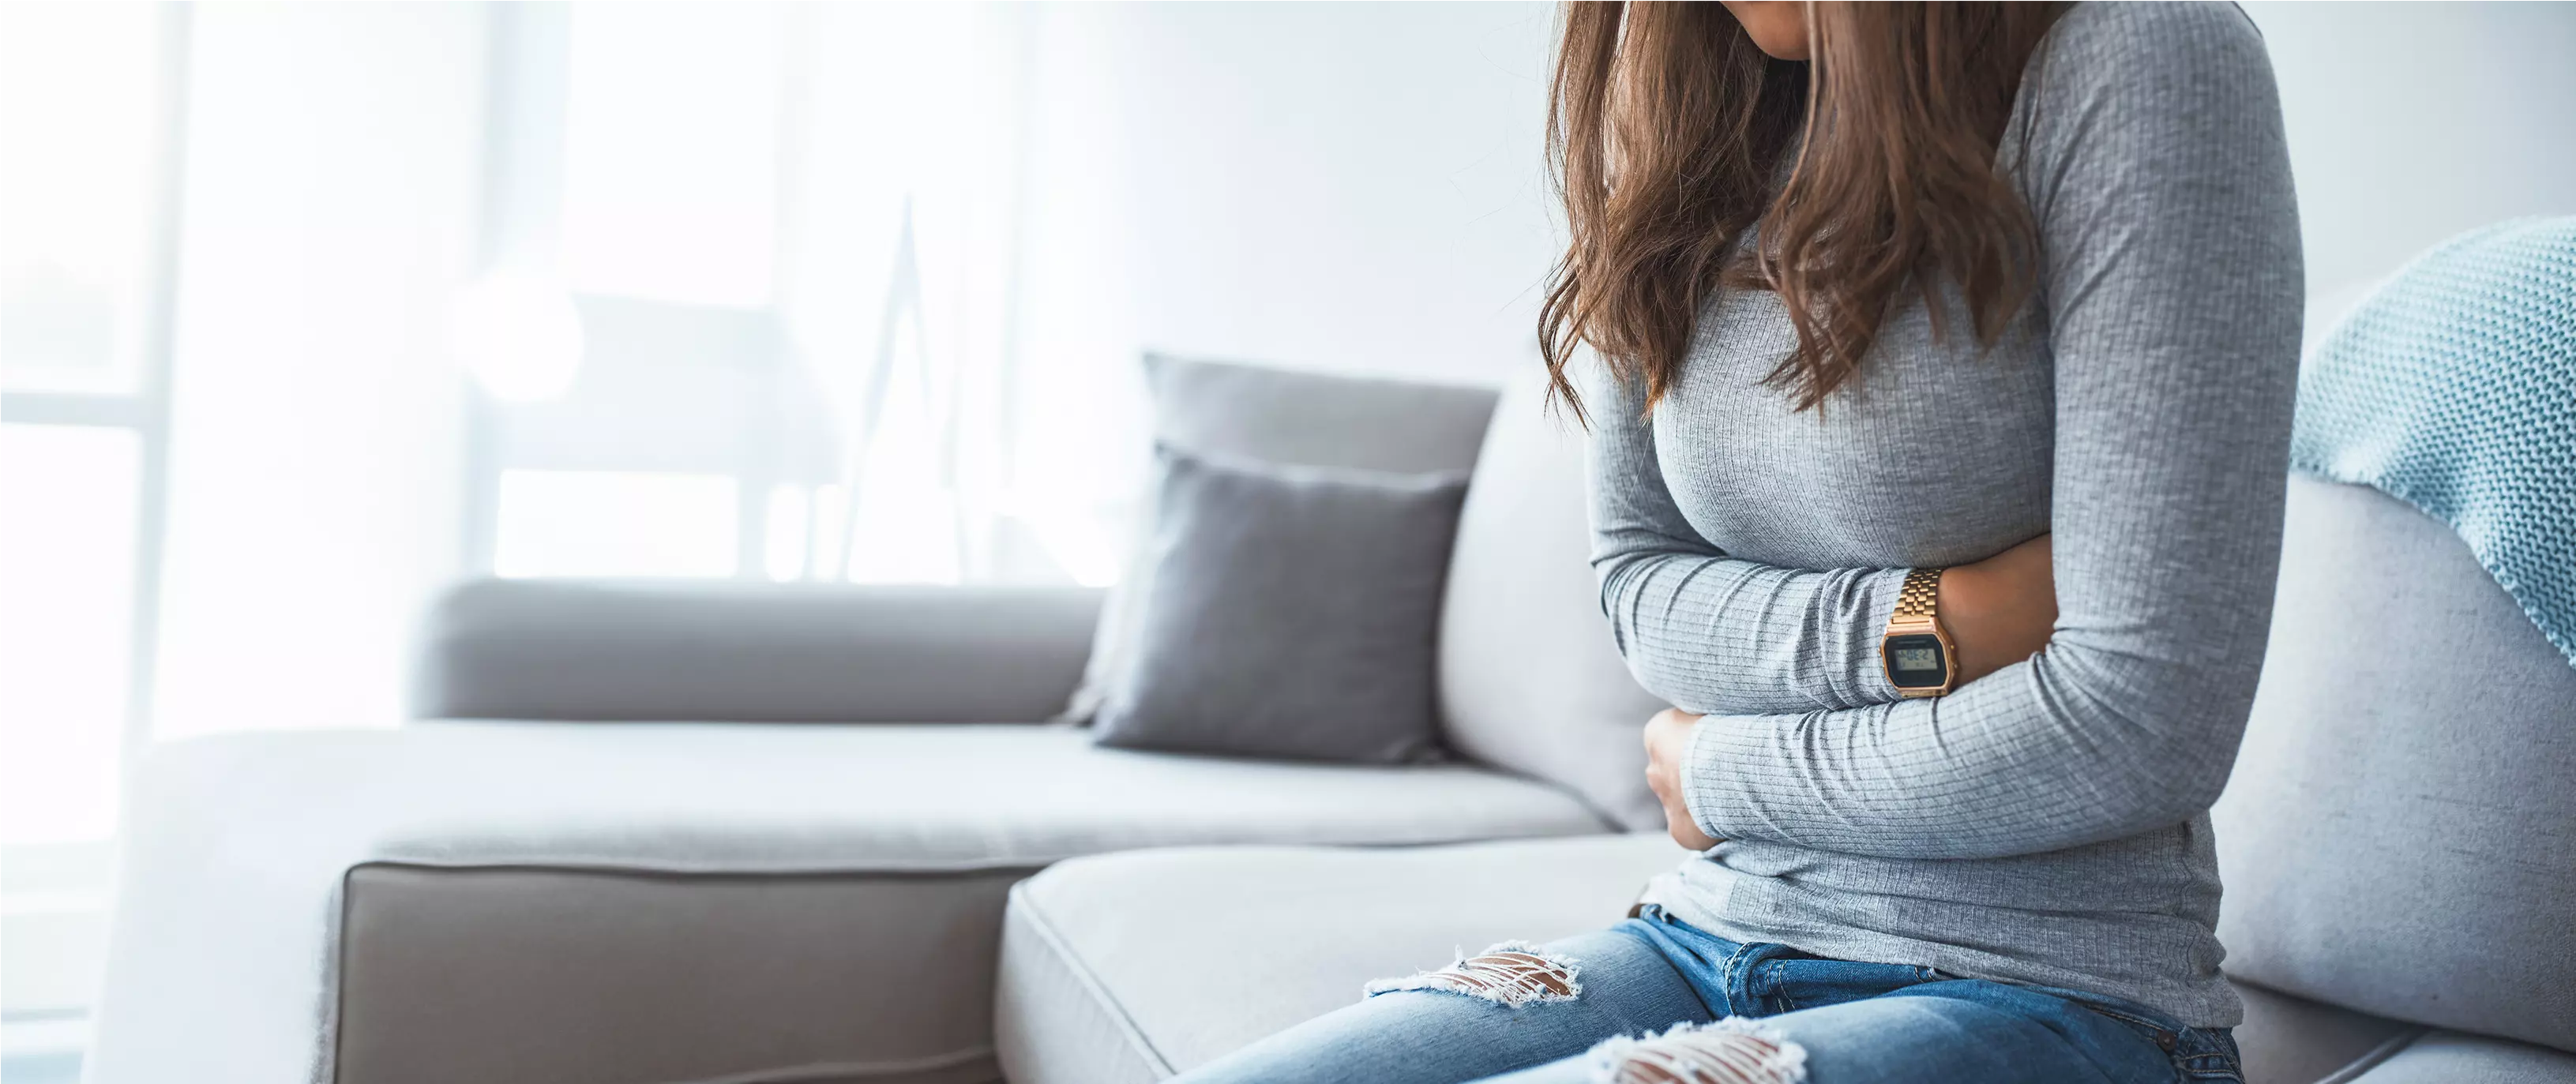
[1885,633,1949,689]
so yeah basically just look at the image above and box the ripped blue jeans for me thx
[1170,906,2242,1084]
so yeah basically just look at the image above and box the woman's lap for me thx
[1480,983,2187,1084]
[1168,912,2228,1084]
[1173,928,1707,1084]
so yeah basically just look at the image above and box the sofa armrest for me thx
[410,579,1102,723]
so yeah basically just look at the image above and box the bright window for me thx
[0,1,176,1055]
[493,469,740,579]
[0,426,141,847]
[471,2,1050,588]
[0,3,161,394]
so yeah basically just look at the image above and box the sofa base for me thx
[339,865,1027,1084]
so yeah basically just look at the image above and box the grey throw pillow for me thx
[1091,444,1469,763]
[1059,354,1498,723]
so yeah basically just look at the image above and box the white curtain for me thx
[149,4,483,738]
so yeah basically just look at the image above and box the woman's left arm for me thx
[1675,3,2304,861]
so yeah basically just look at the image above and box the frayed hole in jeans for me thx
[1362,940,1581,1007]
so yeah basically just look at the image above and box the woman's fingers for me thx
[1643,710,1719,850]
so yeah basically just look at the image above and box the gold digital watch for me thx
[1880,567,1957,697]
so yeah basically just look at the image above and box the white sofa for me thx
[86,371,2576,1083]
[993,477,2576,1084]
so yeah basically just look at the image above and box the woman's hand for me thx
[1643,708,1721,851]
[1934,533,2058,686]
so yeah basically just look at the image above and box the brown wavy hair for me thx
[1541,2,2071,421]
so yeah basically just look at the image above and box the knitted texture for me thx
[2292,217,2576,667]
[1600,3,2303,1030]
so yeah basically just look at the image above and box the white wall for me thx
[1014,2,1560,390]
[1004,2,1561,573]
[1012,1,2576,392]
[2244,2,2576,343]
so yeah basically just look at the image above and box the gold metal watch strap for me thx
[1894,567,1943,620]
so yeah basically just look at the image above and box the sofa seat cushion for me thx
[2232,979,2423,1084]
[87,722,1604,1084]
[992,836,2465,1084]
[996,835,1692,1083]
[2338,1032,2576,1083]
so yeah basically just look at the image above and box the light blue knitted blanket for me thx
[2292,216,2576,667]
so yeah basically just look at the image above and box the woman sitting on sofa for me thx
[1175,2,2300,1082]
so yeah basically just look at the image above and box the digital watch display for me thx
[1880,568,1958,698]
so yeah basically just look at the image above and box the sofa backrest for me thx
[2212,474,2576,1052]
[1439,372,1668,830]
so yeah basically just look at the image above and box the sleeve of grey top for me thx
[1679,3,2304,860]
[1586,357,1912,715]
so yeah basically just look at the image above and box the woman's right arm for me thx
[1590,414,1902,715]
[1587,360,2056,717]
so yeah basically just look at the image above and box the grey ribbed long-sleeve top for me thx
[1594,2,2302,1028]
